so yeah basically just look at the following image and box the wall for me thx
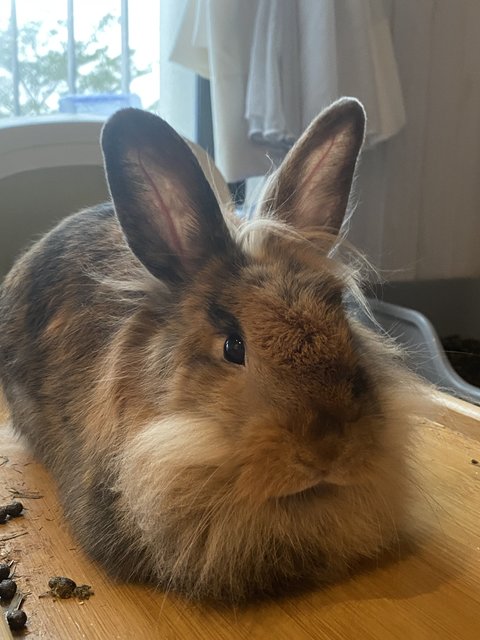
[375,278,480,340]
[348,0,480,282]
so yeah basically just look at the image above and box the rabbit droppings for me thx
[0,99,428,602]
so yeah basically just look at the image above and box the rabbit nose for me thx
[309,402,363,436]
[310,413,343,437]
[310,366,370,428]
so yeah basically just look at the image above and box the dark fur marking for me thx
[351,367,371,398]
[64,468,152,583]
[207,303,243,337]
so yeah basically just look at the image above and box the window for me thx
[0,0,167,118]
[0,0,166,117]
[0,0,200,145]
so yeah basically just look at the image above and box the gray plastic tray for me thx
[366,299,480,405]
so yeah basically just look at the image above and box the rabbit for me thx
[0,98,431,602]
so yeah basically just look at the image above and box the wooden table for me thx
[0,394,479,639]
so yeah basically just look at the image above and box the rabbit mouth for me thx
[277,479,338,501]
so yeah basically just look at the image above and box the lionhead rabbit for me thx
[0,99,427,602]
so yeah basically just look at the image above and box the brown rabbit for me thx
[0,99,429,602]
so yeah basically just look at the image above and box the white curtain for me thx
[170,0,405,182]
[158,0,197,142]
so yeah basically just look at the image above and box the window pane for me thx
[0,0,161,118]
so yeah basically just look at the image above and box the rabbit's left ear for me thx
[101,109,233,285]
[260,98,365,234]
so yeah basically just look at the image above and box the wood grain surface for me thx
[0,395,479,639]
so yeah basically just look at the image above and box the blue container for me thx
[59,93,142,116]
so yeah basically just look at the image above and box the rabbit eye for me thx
[224,334,245,365]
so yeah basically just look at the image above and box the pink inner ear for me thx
[300,133,338,191]
[136,149,186,258]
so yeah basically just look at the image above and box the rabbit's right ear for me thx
[101,109,234,284]
[260,98,365,235]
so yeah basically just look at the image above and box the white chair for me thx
[0,114,232,278]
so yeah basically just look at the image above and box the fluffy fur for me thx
[0,99,431,602]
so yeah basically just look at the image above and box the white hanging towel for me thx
[170,0,406,182]
[245,0,302,150]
